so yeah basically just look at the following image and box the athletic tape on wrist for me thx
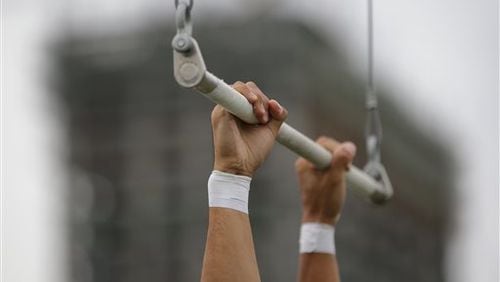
[208,170,251,214]
[299,223,336,254]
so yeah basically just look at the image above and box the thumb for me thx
[267,100,288,136]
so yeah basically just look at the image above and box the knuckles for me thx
[246,81,257,88]
[333,145,355,164]
[316,136,330,145]
[232,81,245,88]
[316,136,338,152]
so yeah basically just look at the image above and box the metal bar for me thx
[196,72,389,202]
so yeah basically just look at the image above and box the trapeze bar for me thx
[195,71,390,203]
[172,32,392,204]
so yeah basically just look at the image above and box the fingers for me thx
[331,142,356,171]
[231,80,288,136]
[295,137,356,173]
[268,100,288,121]
[246,82,270,124]
[295,157,313,173]
[267,99,288,136]
[232,81,269,124]
[316,136,340,153]
[232,81,258,103]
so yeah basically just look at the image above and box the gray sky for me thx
[3,0,498,282]
[281,1,498,280]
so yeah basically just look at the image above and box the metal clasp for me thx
[364,88,392,204]
[172,0,194,53]
[364,161,393,204]
[172,0,206,88]
[174,0,193,35]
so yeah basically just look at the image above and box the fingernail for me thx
[275,101,283,113]
[269,100,281,113]
[263,114,269,123]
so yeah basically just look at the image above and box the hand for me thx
[211,81,288,177]
[295,137,356,226]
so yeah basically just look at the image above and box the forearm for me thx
[201,171,261,282]
[201,81,285,281]
[298,223,340,282]
[299,254,340,282]
[201,208,260,282]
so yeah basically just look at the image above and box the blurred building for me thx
[55,18,452,282]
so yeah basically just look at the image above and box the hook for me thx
[364,161,393,204]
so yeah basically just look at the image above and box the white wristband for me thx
[208,170,251,214]
[299,223,336,254]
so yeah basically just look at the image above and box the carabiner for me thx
[174,0,193,10]
[364,161,393,204]
[173,0,194,53]
[174,0,193,36]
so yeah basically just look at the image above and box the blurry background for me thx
[2,0,498,282]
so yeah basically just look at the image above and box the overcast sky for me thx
[3,0,498,282]
[280,2,498,280]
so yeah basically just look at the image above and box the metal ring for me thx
[175,0,193,35]
[175,0,193,11]
[364,161,393,204]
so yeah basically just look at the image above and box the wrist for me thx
[208,170,252,214]
[299,222,336,254]
[301,211,339,226]
[214,160,254,177]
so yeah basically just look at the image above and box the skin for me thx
[201,81,287,282]
[200,80,355,282]
[211,81,287,177]
[296,137,356,282]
